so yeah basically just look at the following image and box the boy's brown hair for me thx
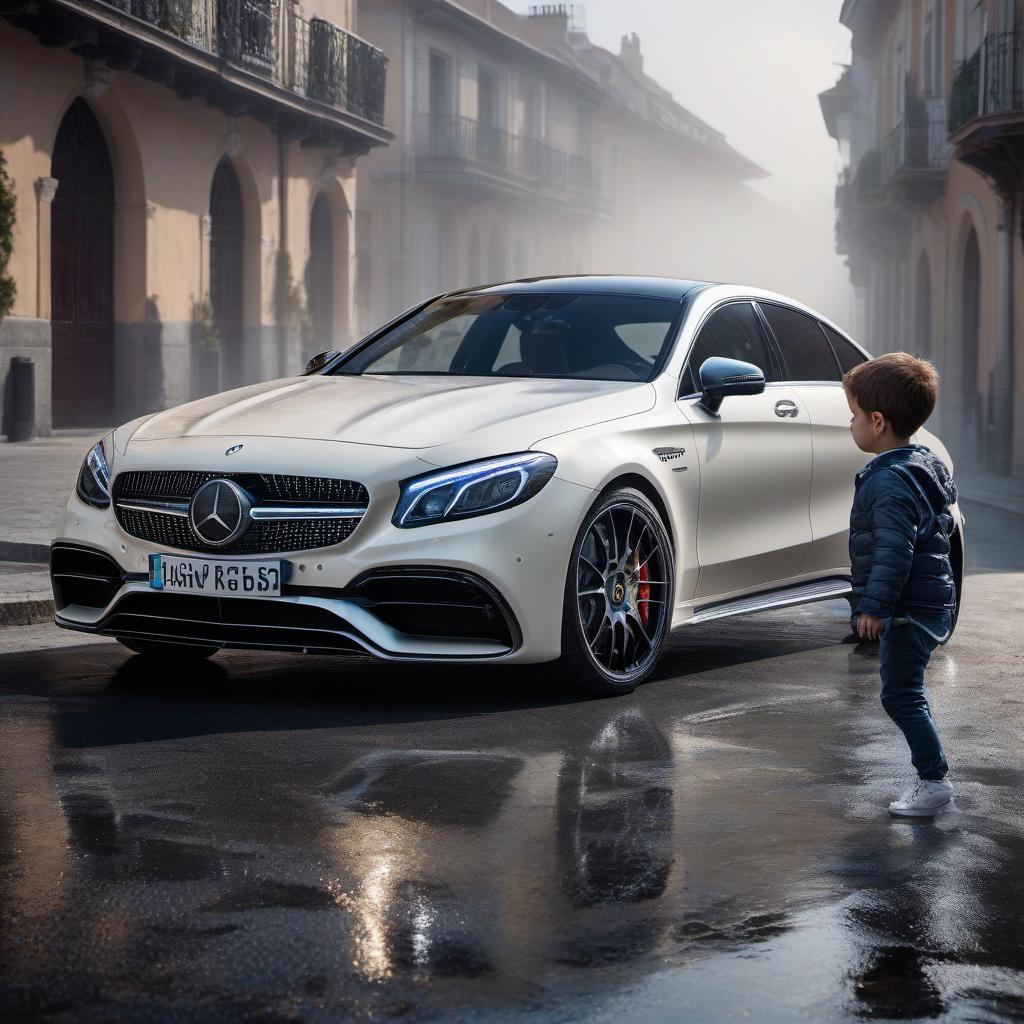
[842,351,939,439]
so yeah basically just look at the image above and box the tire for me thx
[547,486,674,696]
[118,637,218,660]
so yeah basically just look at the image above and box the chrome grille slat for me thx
[112,471,369,555]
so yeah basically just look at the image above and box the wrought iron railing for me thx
[106,0,210,47]
[95,0,387,125]
[881,97,950,180]
[217,0,276,75]
[415,113,509,166]
[982,28,1024,114]
[855,147,883,198]
[949,46,982,133]
[304,17,387,125]
[414,113,602,197]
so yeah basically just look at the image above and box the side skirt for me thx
[683,576,852,627]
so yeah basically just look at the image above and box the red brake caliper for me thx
[638,561,650,626]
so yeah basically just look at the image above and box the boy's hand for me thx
[857,613,887,640]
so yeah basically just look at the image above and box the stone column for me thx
[34,177,57,319]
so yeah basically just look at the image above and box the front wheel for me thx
[547,487,674,696]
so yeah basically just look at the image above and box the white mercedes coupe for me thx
[51,277,965,694]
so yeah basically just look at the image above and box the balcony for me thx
[835,149,908,273]
[950,29,1024,194]
[881,96,950,205]
[1,0,390,151]
[304,15,387,126]
[413,112,608,215]
[949,46,982,135]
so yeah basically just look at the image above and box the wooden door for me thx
[210,158,244,389]
[51,99,114,427]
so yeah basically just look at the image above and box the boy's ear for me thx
[870,410,887,433]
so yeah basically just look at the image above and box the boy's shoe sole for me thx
[888,797,954,818]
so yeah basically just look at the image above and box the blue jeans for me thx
[877,609,952,782]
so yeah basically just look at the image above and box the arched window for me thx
[466,228,481,286]
[308,193,334,359]
[486,226,505,281]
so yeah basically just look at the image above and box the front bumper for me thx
[52,465,592,663]
[52,545,521,660]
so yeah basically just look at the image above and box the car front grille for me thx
[112,471,369,555]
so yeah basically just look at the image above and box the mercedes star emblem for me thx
[189,478,251,547]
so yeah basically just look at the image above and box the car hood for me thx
[129,374,656,450]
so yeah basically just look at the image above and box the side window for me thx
[681,302,779,395]
[821,323,867,374]
[759,303,841,382]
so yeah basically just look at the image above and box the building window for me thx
[429,50,453,116]
[923,0,944,95]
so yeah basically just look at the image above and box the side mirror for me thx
[697,356,765,415]
[304,350,340,375]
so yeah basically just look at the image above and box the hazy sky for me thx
[510,0,856,320]
[518,0,854,213]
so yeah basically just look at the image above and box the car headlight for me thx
[76,439,111,509]
[394,452,557,528]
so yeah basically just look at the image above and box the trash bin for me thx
[8,356,34,442]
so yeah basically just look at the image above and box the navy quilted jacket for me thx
[849,444,958,619]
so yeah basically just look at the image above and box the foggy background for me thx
[511,0,856,329]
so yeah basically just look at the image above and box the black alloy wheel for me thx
[549,487,674,696]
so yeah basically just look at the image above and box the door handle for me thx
[774,399,799,418]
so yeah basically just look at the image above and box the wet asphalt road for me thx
[1,500,1023,1023]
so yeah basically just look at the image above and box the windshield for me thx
[331,293,683,382]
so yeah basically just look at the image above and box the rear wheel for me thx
[547,487,674,696]
[949,523,964,637]
[118,638,218,660]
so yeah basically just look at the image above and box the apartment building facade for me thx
[0,0,389,435]
[823,0,1024,477]
[353,1,774,331]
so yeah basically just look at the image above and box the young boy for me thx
[843,352,959,818]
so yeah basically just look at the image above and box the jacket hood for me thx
[860,444,958,519]
[128,373,656,450]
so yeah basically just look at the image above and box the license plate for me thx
[149,554,284,598]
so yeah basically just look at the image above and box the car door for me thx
[677,301,813,600]
[756,303,872,575]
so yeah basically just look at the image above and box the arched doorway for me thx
[960,227,981,465]
[307,193,333,362]
[421,212,444,297]
[914,252,932,360]
[51,99,114,427]
[209,158,244,390]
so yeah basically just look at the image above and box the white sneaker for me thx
[888,778,954,817]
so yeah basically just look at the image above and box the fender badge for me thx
[653,447,686,463]
[225,444,244,456]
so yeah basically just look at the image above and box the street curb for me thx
[959,494,1024,518]
[0,594,55,628]
[0,540,50,564]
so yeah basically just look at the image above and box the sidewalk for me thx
[0,431,1022,629]
[0,431,105,627]
[0,430,105,561]
[953,468,1024,518]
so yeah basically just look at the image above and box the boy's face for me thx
[845,388,888,454]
